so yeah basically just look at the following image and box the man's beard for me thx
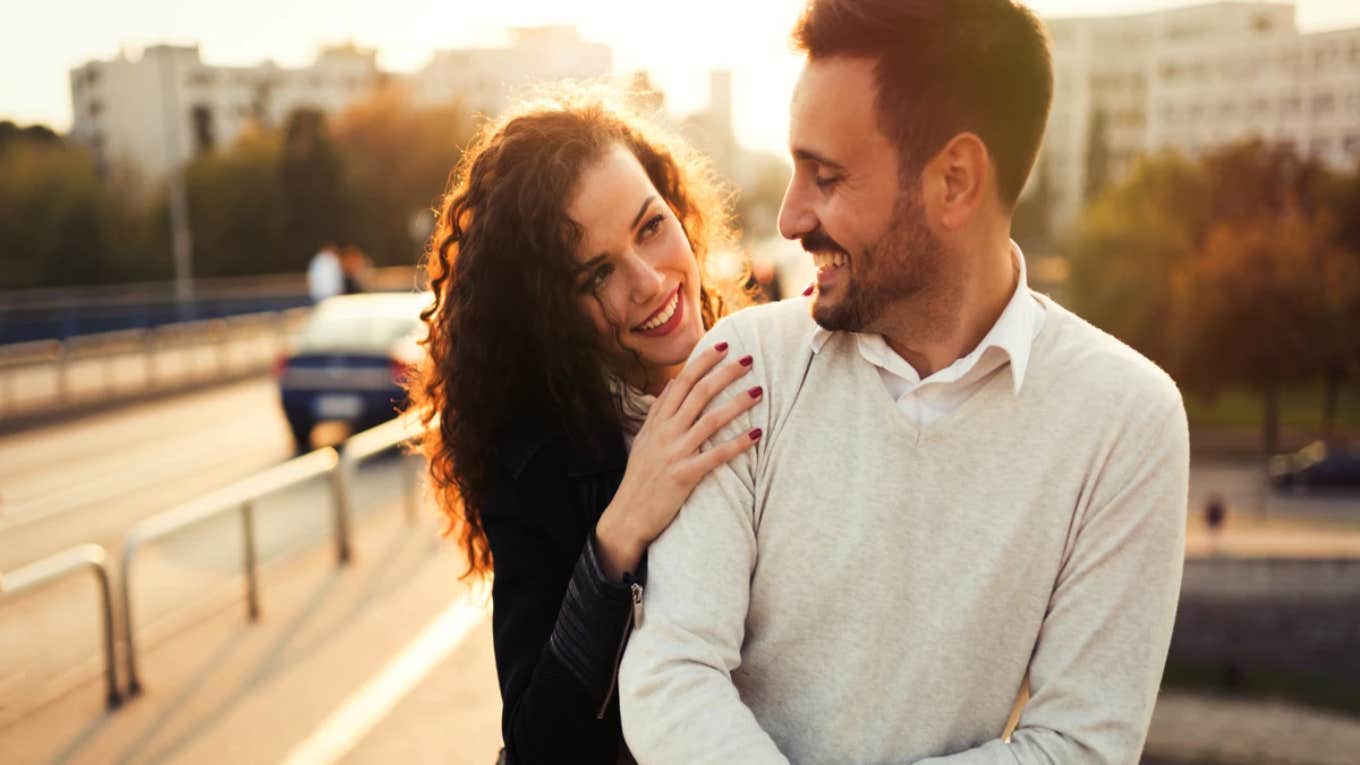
[809,188,949,335]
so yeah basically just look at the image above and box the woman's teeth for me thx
[636,290,679,331]
[814,252,848,270]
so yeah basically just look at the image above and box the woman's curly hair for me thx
[407,87,746,578]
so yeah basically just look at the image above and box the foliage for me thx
[1065,139,1360,453]
[331,89,476,267]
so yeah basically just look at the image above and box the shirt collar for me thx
[809,239,1045,395]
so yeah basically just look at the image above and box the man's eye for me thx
[814,175,842,190]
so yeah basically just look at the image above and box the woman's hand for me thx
[595,342,762,580]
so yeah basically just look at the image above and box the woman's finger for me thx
[654,340,730,419]
[677,426,762,481]
[679,382,762,455]
[674,354,753,427]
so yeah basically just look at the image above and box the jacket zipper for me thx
[596,581,644,719]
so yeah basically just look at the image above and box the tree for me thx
[332,89,475,266]
[182,129,287,277]
[278,108,356,272]
[1066,152,1209,374]
[0,139,115,289]
[1183,211,1332,456]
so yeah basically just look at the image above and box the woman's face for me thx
[568,144,704,394]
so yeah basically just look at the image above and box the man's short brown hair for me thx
[793,0,1053,209]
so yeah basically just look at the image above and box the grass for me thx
[1184,381,1360,431]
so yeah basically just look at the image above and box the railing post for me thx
[90,557,123,708]
[330,458,355,566]
[242,501,261,621]
[121,542,144,697]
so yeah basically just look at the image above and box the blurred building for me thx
[1035,1,1360,234]
[69,44,380,184]
[411,26,612,116]
[681,70,739,181]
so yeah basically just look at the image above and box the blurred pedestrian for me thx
[406,90,754,764]
[1205,493,1227,532]
[306,242,343,303]
[340,245,371,294]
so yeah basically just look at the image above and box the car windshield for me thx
[299,313,421,353]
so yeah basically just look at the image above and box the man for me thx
[618,1,1188,763]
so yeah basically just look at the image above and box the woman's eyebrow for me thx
[631,195,657,230]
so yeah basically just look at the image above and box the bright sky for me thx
[4,0,1359,154]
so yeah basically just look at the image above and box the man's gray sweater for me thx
[619,294,1189,764]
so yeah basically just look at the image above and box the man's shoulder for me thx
[1039,297,1182,414]
[706,297,818,352]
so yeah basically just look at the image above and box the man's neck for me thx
[881,237,1018,379]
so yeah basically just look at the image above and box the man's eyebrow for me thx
[792,148,846,171]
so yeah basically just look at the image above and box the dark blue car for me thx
[1269,440,1360,491]
[275,292,428,453]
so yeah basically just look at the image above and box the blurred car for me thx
[275,292,429,453]
[1268,440,1360,491]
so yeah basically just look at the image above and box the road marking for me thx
[280,589,490,765]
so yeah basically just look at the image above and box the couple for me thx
[410,0,1189,762]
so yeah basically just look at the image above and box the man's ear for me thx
[927,132,989,231]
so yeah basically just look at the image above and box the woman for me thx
[408,91,762,763]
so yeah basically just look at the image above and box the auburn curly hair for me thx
[407,88,745,578]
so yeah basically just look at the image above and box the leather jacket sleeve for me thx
[481,451,640,764]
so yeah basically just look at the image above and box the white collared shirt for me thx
[810,240,1046,426]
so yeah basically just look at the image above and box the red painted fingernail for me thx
[739,355,753,367]
[749,428,763,441]
[715,342,729,352]
[802,284,815,297]
[748,386,763,398]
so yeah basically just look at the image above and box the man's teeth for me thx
[637,291,679,331]
[813,252,848,270]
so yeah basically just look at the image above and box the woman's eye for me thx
[814,175,842,190]
[639,214,665,240]
[589,263,614,289]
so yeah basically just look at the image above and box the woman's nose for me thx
[627,252,666,304]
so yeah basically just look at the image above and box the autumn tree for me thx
[332,89,475,266]
[1065,152,1208,373]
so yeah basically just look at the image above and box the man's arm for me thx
[918,399,1190,764]
[618,323,789,764]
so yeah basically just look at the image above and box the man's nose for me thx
[777,178,817,241]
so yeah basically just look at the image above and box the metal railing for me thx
[0,544,122,708]
[0,307,310,421]
[119,414,425,696]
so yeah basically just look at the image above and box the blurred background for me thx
[2,1,1359,763]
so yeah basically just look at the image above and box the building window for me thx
[1282,95,1302,116]
[1313,93,1336,116]
[1348,92,1360,116]
[1250,98,1270,117]
[88,99,104,119]
[191,104,216,156]
[1344,134,1360,156]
